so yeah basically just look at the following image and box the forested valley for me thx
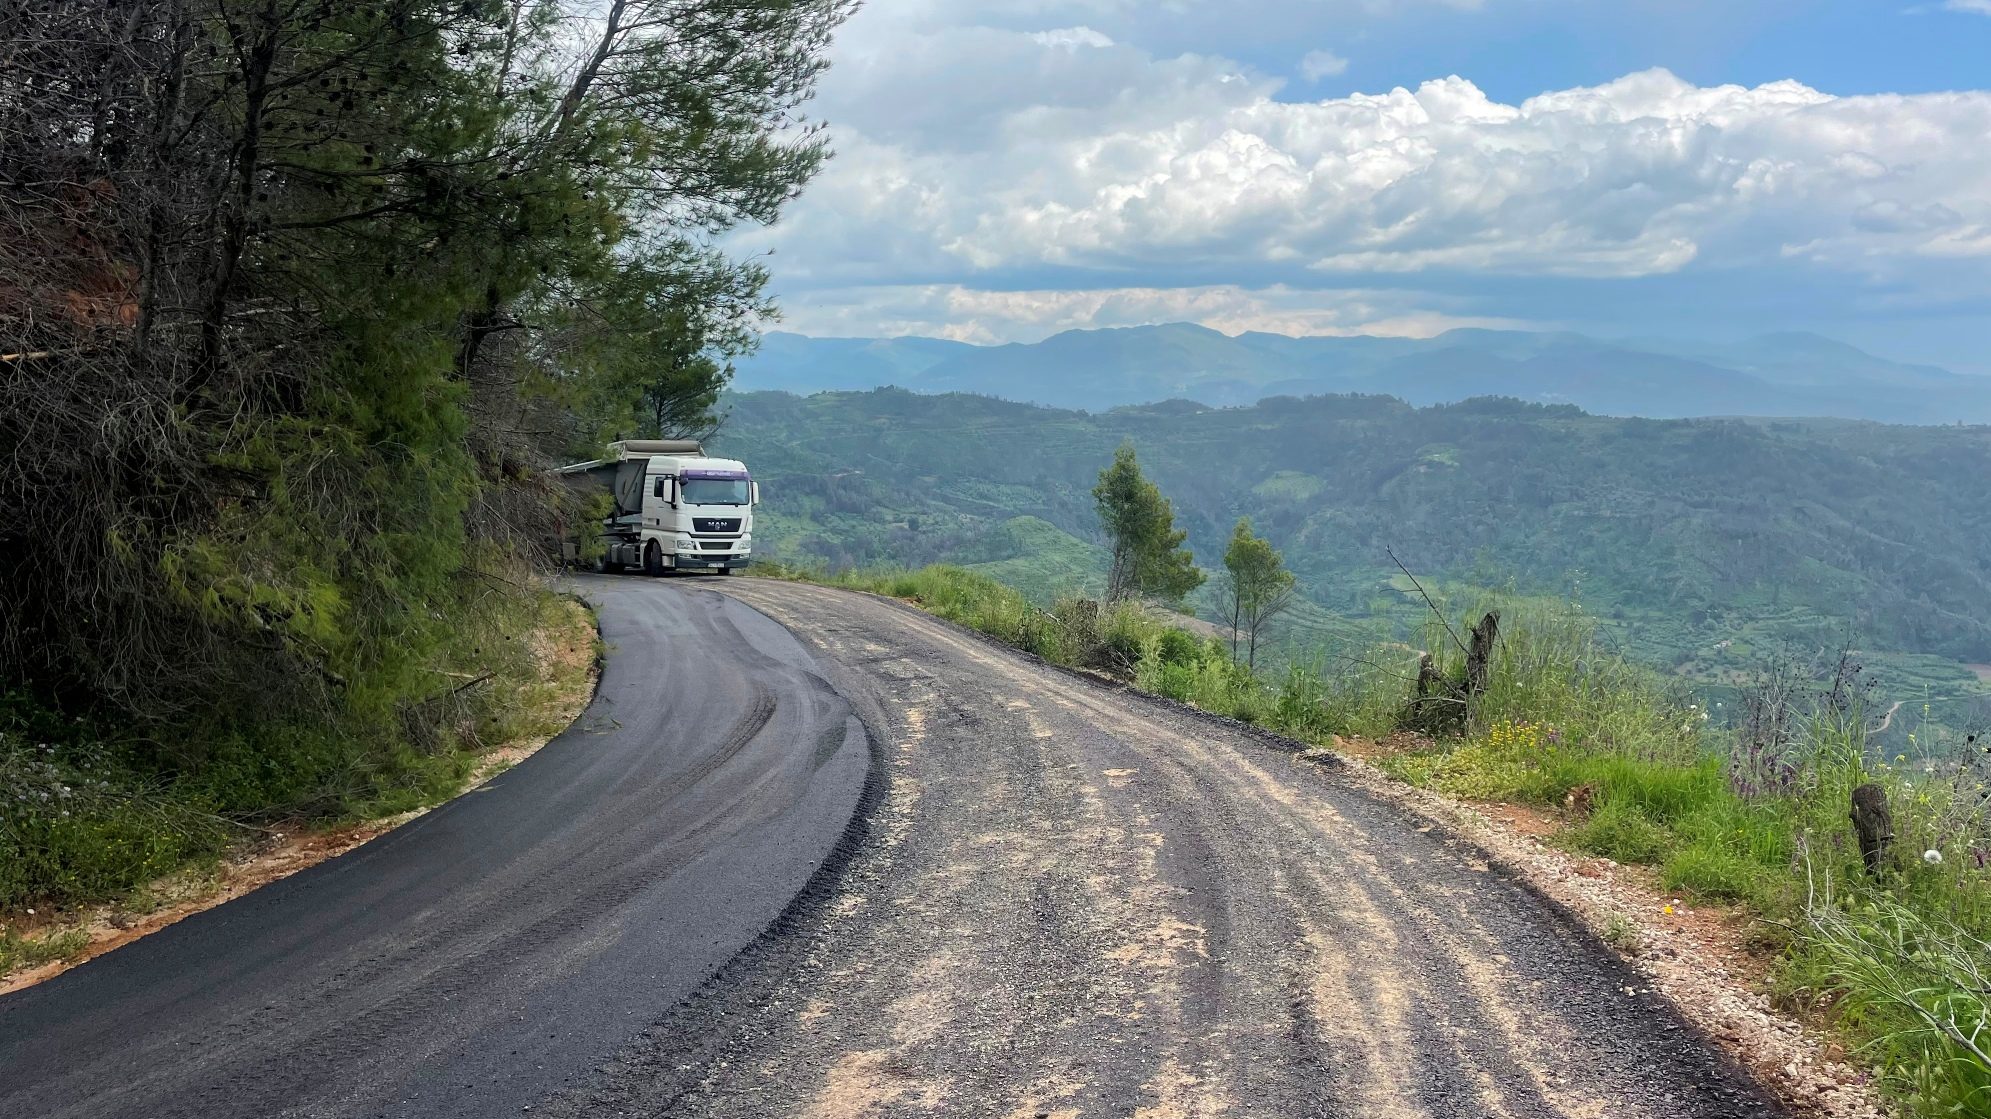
[712,388,1991,745]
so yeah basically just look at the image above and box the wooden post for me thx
[1851,783,1894,875]
[1465,611,1500,699]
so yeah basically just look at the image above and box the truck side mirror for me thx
[667,478,678,508]
[750,481,760,506]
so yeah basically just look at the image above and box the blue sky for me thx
[1197,2,1991,102]
[739,1,1991,371]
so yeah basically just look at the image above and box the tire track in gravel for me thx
[542,579,1788,1119]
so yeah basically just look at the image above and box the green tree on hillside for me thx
[1220,518,1296,669]
[1093,444,1204,604]
[1,0,848,724]
[0,0,852,904]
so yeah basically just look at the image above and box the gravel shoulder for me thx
[1327,755,1886,1119]
[544,578,1790,1119]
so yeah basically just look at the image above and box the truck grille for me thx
[694,518,742,533]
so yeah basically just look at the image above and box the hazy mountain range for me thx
[732,324,1991,423]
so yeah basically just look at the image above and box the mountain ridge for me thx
[733,324,1991,423]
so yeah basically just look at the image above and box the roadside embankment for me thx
[0,592,599,994]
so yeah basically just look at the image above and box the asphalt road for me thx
[0,577,869,1119]
[1,577,1788,1118]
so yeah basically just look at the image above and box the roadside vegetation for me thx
[1,1,848,935]
[757,442,1991,1118]
[1,593,598,977]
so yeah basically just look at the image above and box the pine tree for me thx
[1221,517,1296,669]
[0,0,852,814]
[1093,444,1204,605]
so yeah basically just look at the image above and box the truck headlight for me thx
[675,537,695,553]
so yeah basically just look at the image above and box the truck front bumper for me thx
[670,553,752,570]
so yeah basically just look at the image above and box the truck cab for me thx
[559,440,758,574]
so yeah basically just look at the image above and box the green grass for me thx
[0,738,235,910]
[1356,602,1991,1114]
[1790,895,1991,1115]
[0,587,598,916]
[757,561,1194,677]
[0,927,90,973]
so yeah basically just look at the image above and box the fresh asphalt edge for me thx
[568,588,610,722]
[0,579,874,1119]
[779,581,1787,1104]
[2,587,611,1000]
[536,582,895,1116]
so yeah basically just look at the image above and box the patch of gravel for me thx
[1312,747,1889,1119]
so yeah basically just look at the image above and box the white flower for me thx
[1924,849,1944,865]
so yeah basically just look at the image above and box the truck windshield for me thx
[680,477,750,505]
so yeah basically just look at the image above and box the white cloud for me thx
[771,283,1529,343]
[746,3,1991,341]
[1300,49,1349,81]
[1946,1,1991,14]
[1030,26,1115,50]
[775,54,1991,276]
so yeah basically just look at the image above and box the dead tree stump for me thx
[1415,652,1443,698]
[1402,651,1460,735]
[1850,783,1894,875]
[1401,616,1501,736]
[1465,611,1500,698]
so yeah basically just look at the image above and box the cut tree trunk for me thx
[1465,611,1500,698]
[1850,783,1894,876]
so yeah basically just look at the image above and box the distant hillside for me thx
[731,324,1991,424]
[712,388,1991,731]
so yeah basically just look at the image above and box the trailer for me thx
[558,439,758,575]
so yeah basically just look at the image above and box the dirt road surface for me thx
[547,579,1781,1119]
[0,578,1784,1117]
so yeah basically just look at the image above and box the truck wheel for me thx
[717,567,735,576]
[643,541,665,576]
[596,554,623,574]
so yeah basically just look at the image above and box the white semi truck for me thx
[558,439,757,575]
